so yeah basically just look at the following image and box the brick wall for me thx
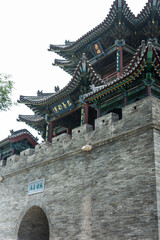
[0,96,159,240]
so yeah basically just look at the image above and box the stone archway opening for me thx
[18,206,49,240]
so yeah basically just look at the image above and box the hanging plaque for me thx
[51,97,74,116]
[90,40,104,57]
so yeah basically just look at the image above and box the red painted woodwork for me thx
[85,102,89,124]
[147,85,151,97]
[9,134,37,146]
[97,108,101,118]
[49,121,54,143]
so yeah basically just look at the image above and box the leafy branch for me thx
[0,74,14,111]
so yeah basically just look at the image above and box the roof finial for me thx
[54,86,60,92]
[81,53,87,72]
[118,0,122,8]
[37,90,43,96]
[10,129,14,135]
[147,41,152,51]
[141,40,146,54]
[82,53,87,60]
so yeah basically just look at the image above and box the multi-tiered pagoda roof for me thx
[49,0,160,75]
[18,0,160,142]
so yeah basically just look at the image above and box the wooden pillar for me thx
[144,73,153,97]
[45,114,53,143]
[123,93,127,106]
[45,123,49,142]
[120,87,127,107]
[67,128,72,135]
[85,102,89,124]
[96,103,101,118]
[81,102,89,125]
[49,121,53,143]
[11,148,16,155]
[146,85,152,97]
[97,108,101,118]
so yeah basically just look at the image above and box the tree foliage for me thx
[0,74,14,111]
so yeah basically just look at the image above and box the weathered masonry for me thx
[0,97,160,239]
[1,0,160,239]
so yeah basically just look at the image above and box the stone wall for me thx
[0,96,159,240]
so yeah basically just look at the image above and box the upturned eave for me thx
[49,0,155,57]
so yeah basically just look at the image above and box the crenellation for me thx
[0,160,3,169]
[20,148,35,157]
[7,154,20,163]
[52,133,71,146]
[1,97,160,175]
[3,154,20,173]
[122,96,152,117]
[95,112,119,130]
[35,141,50,152]
[72,123,93,138]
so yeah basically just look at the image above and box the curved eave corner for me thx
[84,41,153,103]
[48,0,155,58]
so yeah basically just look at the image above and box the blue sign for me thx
[51,97,74,116]
[28,179,45,195]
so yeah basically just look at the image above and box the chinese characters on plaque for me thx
[90,40,104,57]
[117,50,121,72]
[81,105,85,125]
[51,97,74,116]
[28,179,45,195]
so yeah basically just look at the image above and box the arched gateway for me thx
[18,206,49,240]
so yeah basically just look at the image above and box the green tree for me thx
[0,74,14,111]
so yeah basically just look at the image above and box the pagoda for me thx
[18,0,160,142]
[0,129,38,166]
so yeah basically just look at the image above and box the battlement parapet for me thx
[1,96,160,176]
[95,112,119,130]
[52,133,72,148]
[20,148,35,157]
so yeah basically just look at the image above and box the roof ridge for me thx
[18,54,105,107]
[49,0,118,52]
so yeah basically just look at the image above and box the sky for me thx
[0,0,148,142]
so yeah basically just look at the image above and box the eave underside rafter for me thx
[49,0,160,57]
[84,41,158,103]
[19,54,105,110]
